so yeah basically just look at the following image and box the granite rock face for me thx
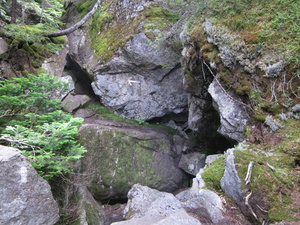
[91,32,188,120]
[66,0,188,120]
[0,145,59,225]
[208,79,249,142]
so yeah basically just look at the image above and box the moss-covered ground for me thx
[202,119,300,223]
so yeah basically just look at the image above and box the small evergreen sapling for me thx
[0,73,86,180]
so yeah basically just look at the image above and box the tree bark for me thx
[10,0,18,24]
[46,0,101,37]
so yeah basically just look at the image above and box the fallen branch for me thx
[45,0,102,37]
[256,204,269,213]
[266,163,275,171]
[245,161,255,185]
[245,192,258,220]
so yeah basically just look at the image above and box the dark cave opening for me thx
[63,54,99,100]
[101,198,128,205]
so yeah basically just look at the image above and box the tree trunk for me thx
[46,0,101,37]
[10,0,18,24]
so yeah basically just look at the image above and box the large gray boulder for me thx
[66,0,187,120]
[79,123,186,201]
[0,145,59,225]
[208,78,249,142]
[114,184,201,225]
[91,32,188,120]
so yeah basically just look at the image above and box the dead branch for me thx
[245,161,255,185]
[256,204,269,213]
[45,0,102,37]
[245,192,258,220]
[266,163,275,171]
[202,60,254,112]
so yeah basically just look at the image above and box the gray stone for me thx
[63,186,105,225]
[66,2,187,120]
[42,45,69,77]
[179,152,206,176]
[205,154,222,167]
[0,38,8,55]
[177,189,224,224]
[91,33,187,120]
[265,115,284,132]
[124,184,182,219]
[153,209,201,225]
[208,78,249,142]
[220,148,250,217]
[112,209,201,225]
[79,124,186,201]
[62,94,91,112]
[0,145,59,225]
[292,104,300,113]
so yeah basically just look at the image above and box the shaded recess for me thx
[63,54,99,100]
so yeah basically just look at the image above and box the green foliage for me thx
[0,73,86,180]
[18,0,64,26]
[0,0,10,21]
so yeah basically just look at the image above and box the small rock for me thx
[264,115,284,132]
[179,152,206,176]
[62,94,91,112]
[292,104,300,113]
[0,38,8,55]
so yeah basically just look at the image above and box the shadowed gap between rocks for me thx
[63,54,99,100]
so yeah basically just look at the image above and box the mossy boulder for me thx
[79,123,186,201]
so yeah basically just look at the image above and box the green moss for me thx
[50,36,66,45]
[202,156,225,192]
[84,102,178,134]
[89,2,180,62]
[234,145,298,222]
[89,7,135,62]
[260,102,281,114]
[82,130,171,200]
